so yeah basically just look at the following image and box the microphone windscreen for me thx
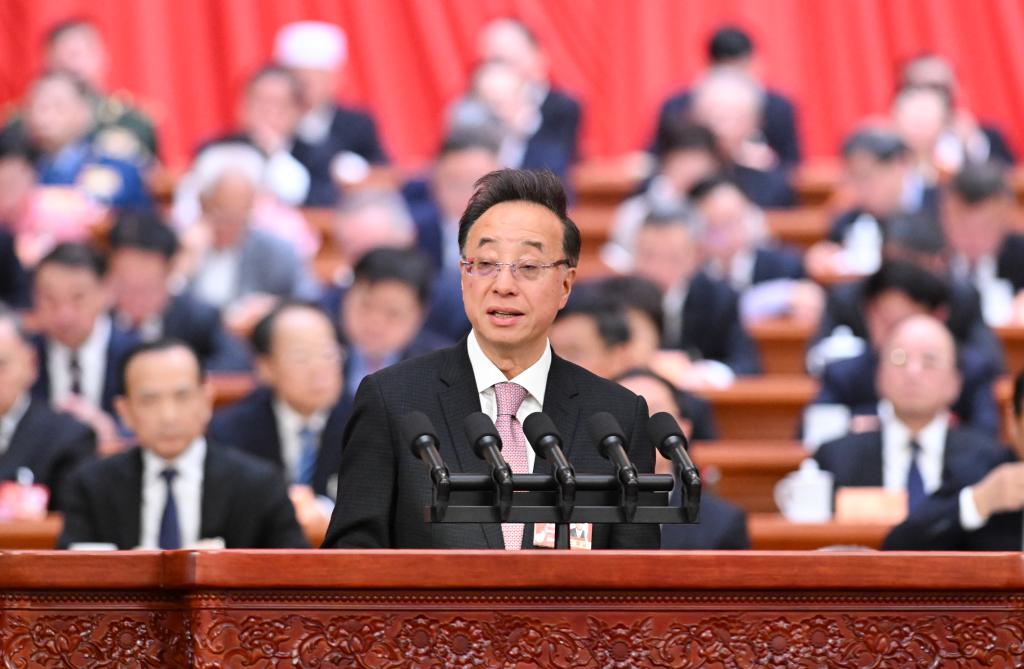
[523,412,561,448]
[464,412,500,459]
[587,412,626,458]
[648,412,686,454]
[400,411,438,455]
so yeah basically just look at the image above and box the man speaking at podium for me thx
[322,169,658,549]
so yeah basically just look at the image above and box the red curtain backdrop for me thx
[1,0,1022,173]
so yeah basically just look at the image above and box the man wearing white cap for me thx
[274,21,388,207]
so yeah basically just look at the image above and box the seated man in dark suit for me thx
[812,260,1000,435]
[631,209,761,378]
[58,338,308,550]
[321,168,659,549]
[653,25,800,169]
[327,247,451,399]
[941,161,1024,325]
[688,175,822,325]
[616,367,749,550]
[0,306,95,510]
[884,370,1024,550]
[107,210,250,371]
[274,21,389,206]
[209,302,349,532]
[475,18,581,184]
[30,243,139,454]
[815,315,1001,507]
[806,128,939,279]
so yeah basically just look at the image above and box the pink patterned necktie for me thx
[493,381,529,550]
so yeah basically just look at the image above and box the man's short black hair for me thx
[458,169,580,268]
[687,173,746,205]
[842,127,909,162]
[44,17,99,48]
[118,338,204,395]
[882,214,945,256]
[250,300,336,358]
[108,210,180,260]
[36,242,106,280]
[612,367,691,422]
[708,26,754,63]
[597,275,665,337]
[655,119,722,163]
[555,284,631,348]
[351,247,435,306]
[863,259,950,311]
[0,132,33,162]
[949,161,1010,205]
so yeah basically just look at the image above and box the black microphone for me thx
[463,412,514,487]
[400,411,450,487]
[522,412,576,487]
[586,412,639,486]
[648,412,701,490]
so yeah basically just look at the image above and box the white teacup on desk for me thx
[774,459,833,523]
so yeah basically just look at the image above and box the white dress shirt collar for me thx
[466,330,552,472]
[48,314,112,407]
[272,396,329,483]
[879,400,949,494]
[140,437,207,549]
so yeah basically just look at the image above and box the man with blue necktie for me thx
[57,339,307,550]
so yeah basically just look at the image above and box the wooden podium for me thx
[3,550,1023,666]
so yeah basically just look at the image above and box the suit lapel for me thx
[119,450,144,549]
[0,401,43,479]
[437,340,498,549]
[200,446,231,541]
[862,432,885,487]
[254,390,285,466]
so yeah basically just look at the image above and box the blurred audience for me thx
[30,243,138,454]
[812,260,1000,436]
[274,21,389,206]
[806,127,939,279]
[885,370,1024,550]
[0,306,95,511]
[631,209,761,380]
[688,175,822,325]
[106,210,250,371]
[653,25,800,169]
[815,315,1000,510]
[58,338,308,549]
[615,366,749,550]
[209,302,348,536]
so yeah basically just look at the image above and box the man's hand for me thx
[289,484,331,546]
[58,395,126,456]
[971,462,1024,520]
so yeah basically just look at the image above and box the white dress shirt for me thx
[466,330,552,473]
[878,400,948,494]
[139,438,206,549]
[47,315,112,408]
[0,394,30,457]
[272,397,329,484]
[661,282,689,349]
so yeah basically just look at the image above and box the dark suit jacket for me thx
[826,189,941,244]
[667,271,762,375]
[208,387,350,500]
[751,245,806,284]
[0,399,95,510]
[814,426,1000,490]
[996,233,1024,293]
[0,229,27,307]
[660,488,749,550]
[291,104,388,206]
[161,294,250,371]
[814,348,1000,436]
[654,88,801,168]
[521,88,581,185]
[30,325,139,414]
[321,338,660,549]
[57,443,308,549]
[882,447,1019,551]
[730,163,796,209]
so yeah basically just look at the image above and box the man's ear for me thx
[113,395,133,433]
[254,356,275,386]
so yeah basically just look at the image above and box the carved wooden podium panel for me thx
[3,550,1023,667]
